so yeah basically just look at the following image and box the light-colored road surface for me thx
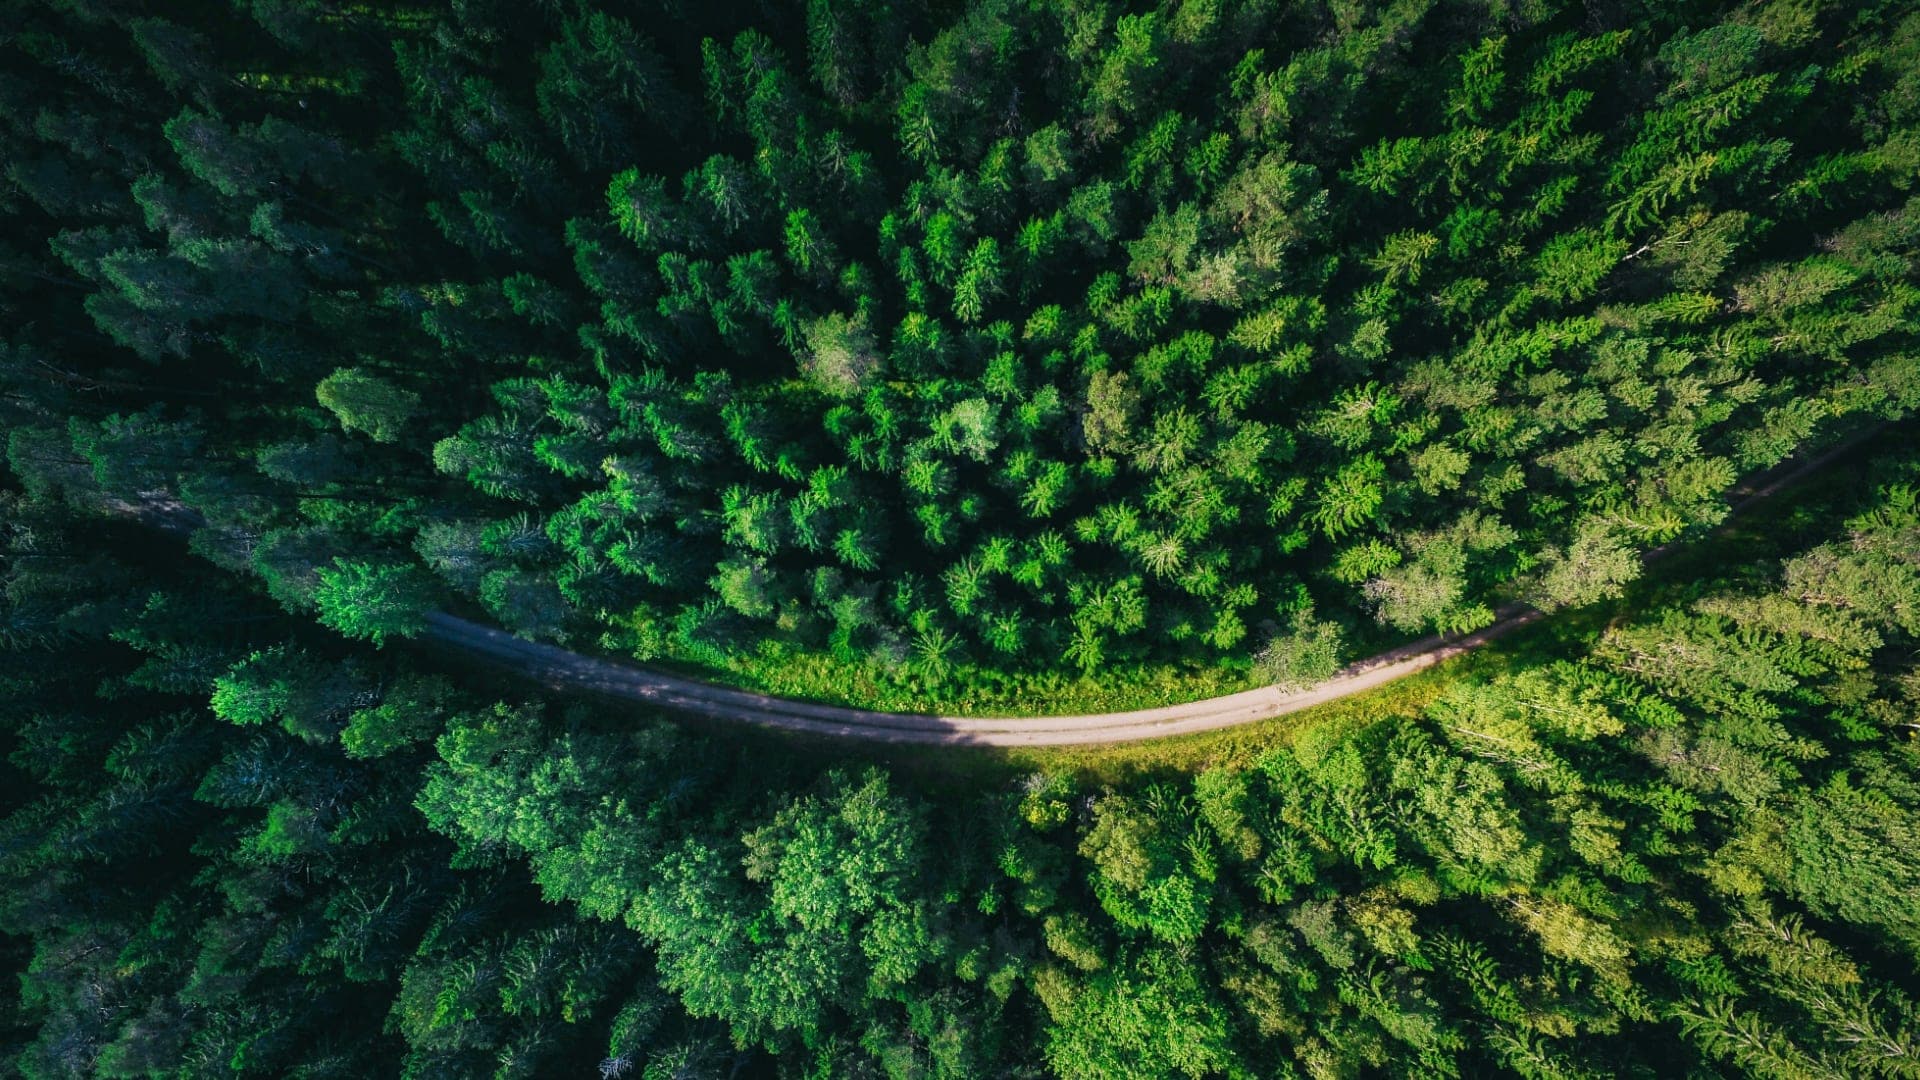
[419,427,1883,746]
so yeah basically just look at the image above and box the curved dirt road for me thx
[420,426,1884,746]
[423,605,1546,746]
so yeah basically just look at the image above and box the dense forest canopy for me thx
[4,0,1916,706]
[5,0,1920,1076]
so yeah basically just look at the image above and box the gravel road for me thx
[421,606,1546,745]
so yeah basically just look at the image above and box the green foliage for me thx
[798,312,880,396]
[313,558,435,644]
[1079,787,1215,943]
[1255,605,1347,691]
[315,367,420,444]
[1037,947,1234,1080]
[209,644,359,742]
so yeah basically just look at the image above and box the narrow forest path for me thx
[415,427,1884,746]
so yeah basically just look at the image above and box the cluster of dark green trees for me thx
[9,400,1920,1077]
[5,0,1916,704]
[0,495,747,1076]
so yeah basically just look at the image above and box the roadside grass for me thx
[607,620,1268,717]
[710,632,1562,795]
